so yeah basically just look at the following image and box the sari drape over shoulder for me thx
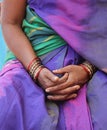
[28,0,107,72]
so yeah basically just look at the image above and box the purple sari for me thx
[0,46,92,130]
[0,0,107,130]
[28,0,107,129]
[28,0,107,71]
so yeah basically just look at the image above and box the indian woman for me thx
[0,0,107,130]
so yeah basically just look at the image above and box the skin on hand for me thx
[45,65,89,101]
[47,92,78,101]
[37,68,79,101]
[37,68,69,90]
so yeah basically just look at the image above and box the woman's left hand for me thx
[46,65,90,101]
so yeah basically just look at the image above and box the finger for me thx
[44,73,68,90]
[45,79,75,93]
[66,93,78,100]
[38,69,59,88]
[48,85,80,95]
[43,68,59,83]
[53,66,68,74]
[47,93,77,101]
[45,81,68,92]
[57,73,69,84]
[44,73,68,92]
[38,77,56,89]
[46,72,59,82]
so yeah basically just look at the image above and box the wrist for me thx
[80,61,97,79]
[27,57,45,81]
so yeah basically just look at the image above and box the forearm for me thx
[2,23,37,69]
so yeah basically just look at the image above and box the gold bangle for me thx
[81,61,97,79]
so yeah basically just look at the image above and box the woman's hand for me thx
[46,65,90,101]
[37,67,68,90]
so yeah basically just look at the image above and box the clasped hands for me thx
[37,65,89,101]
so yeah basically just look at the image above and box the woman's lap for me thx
[0,46,102,130]
[0,60,61,130]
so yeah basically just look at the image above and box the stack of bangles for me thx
[27,57,45,81]
[80,61,97,79]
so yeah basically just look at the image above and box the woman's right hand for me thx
[37,68,59,90]
[37,67,68,90]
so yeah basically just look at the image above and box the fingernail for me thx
[76,86,80,90]
[53,70,58,72]
[54,76,59,81]
[47,95,53,99]
[73,94,77,97]
[55,76,58,79]
[66,72,69,75]
[45,89,50,92]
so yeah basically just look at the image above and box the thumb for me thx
[46,71,59,82]
[53,67,66,74]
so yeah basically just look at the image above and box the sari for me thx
[28,0,107,129]
[0,0,107,130]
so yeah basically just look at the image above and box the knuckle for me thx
[72,86,78,91]
[67,81,73,86]
[60,83,68,89]
[45,82,50,87]
[56,96,63,101]
[51,86,58,91]
[57,89,64,94]
[64,95,68,99]
[62,90,69,95]
[59,91,65,95]
[69,87,74,93]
